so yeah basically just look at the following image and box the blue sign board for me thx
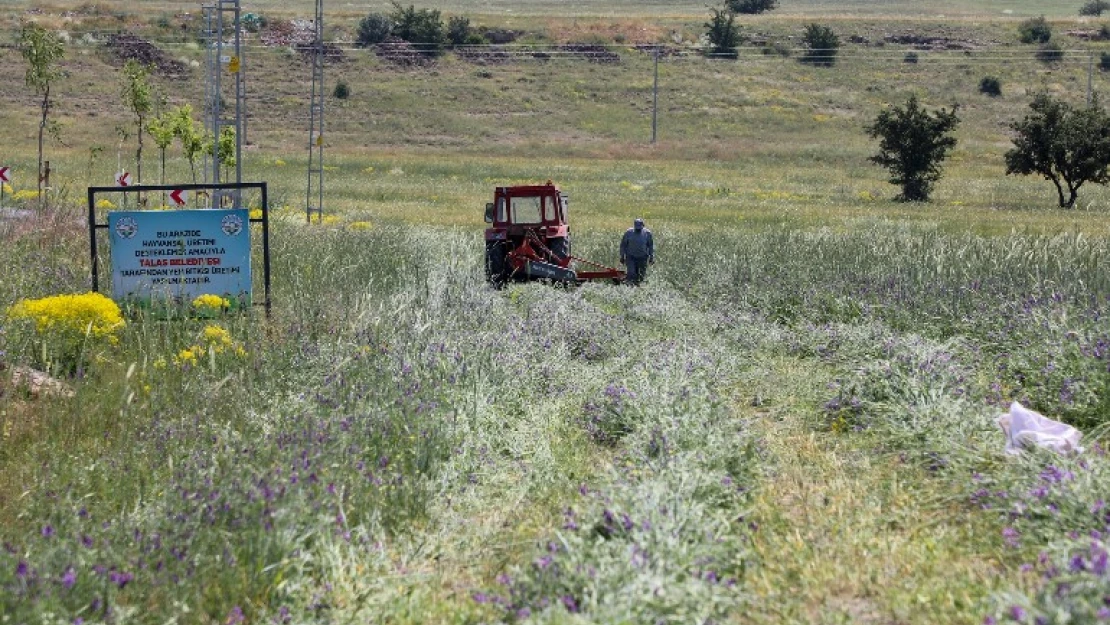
[108,209,251,307]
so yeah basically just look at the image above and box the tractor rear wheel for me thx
[485,241,508,286]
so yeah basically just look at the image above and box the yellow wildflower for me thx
[348,221,372,231]
[12,189,41,202]
[3,183,14,194]
[7,292,124,340]
[175,347,199,366]
[192,294,229,315]
[96,198,117,210]
[249,208,263,220]
[202,324,234,352]
[274,159,287,166]
[363,166,375,174]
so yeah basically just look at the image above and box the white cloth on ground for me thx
[997,401,1083,455]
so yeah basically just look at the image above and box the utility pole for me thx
[203,0,245,207]
[652,46,659,144]
[306,0,325,223]
[1089,50,1095,107]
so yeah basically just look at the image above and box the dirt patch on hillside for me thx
[456,46,513,65]
[553,44,621,63]
[261,19,346,63]
[881,32,985,51]
[375,39,437,67]
[105,32,189,78]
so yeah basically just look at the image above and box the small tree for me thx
[727,0,777,14]
[147,108,176,186]
[356,13,393,47]
[1018,16,1052,44]
[705,5,741,59]
[18,21,65,204]
[1080,0,1109,16]
[1005,93,1110,209]
[173,104,204,185]
[801,23,839,66]
[120,60,154,185]
[389,2,446,57]
[866,95,960,202]
[207,127,237,185]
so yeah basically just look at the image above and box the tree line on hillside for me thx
[14,16,1110,210]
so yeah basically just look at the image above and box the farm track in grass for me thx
[737,356,1011,624]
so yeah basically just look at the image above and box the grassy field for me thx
[2,2,1110,624]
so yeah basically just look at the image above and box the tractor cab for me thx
[484,182,569,237]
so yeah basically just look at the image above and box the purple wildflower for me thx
[41,524,55,538]
[226,606,245,625]
[61,567,77,589]
[109,570,133,589]
[561,594,580,613]
[1003,527,1021,548]
[16,560,28,577]
[1008,605,1026,621]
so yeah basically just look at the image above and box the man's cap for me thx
[634,218,644,228]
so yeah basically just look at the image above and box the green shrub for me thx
[704,5,741,59]
[1101,51,1110,71]
[356,12,393,47]
[447,15,472,46]
[979,76,1002,96]
[904,51,919,64]
[389,2,446,56]
[727,0,777,14]
[1018,15,1052,44]
[800,23,840,66]
[1036,41,1064,63]
[333,80,350,99]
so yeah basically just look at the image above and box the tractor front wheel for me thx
[485,241,508,287]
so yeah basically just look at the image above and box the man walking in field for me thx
[620,218,654,285]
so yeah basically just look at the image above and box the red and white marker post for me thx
[0,166,9,208]
[169,188,188,208]
[115,171,132,187]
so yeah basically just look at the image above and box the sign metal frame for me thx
[87,182,271,317]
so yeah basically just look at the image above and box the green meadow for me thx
[2,1,1110,623]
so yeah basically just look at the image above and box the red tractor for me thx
[484,181,624,286]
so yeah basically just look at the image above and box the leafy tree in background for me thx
[1006,94,1110,208]
[389,2,446,57]
[866,94,960,202]
[705,5,741,59]
[800,23,839,66]
[356,13,393,47]
[1080,0,1109,17]
[727,0,778,14]
[18,21,65,205]
[119,59,154,185]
